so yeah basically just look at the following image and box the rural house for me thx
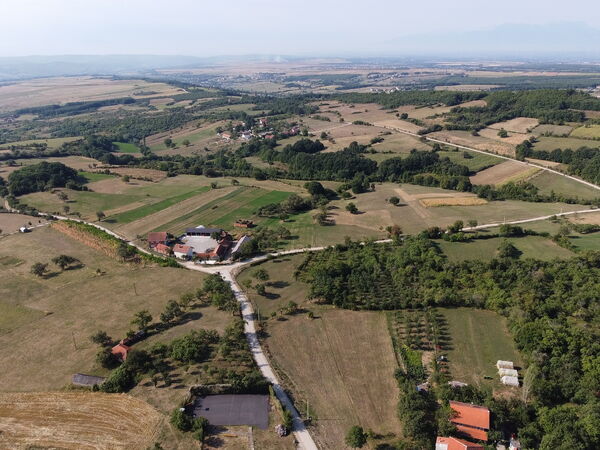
[436,436,484,450]
[173,244,193,260]
[154,243,172,256]
[111,341,131,361]
[449,401,490,441]
[147,231,169,248]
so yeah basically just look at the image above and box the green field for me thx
[78,171,115,183]
[438,149,503,172]
[438,235,574,262]
[0,136,81,149]
[570,125,600,139]
[569,233,600,251]
[529,171,600,201]
[113,142,140,153]
[108,186,210,224]
[441,307,522,390]
[533,136,600,151]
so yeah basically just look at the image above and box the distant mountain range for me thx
[383,22,600,57]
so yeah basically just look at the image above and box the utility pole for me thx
[306,399,310,420]
[71,332,77,350]
[133,282,138,295]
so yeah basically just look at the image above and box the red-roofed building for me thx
[111,342,131,361]
[173,244,193,260]
[147,232,168,248]
[436,436,484,450]
[449,401,490,441]
[155,243,172,256]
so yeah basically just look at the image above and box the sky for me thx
[1,0,599,57]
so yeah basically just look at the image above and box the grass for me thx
[0,136,81,149]
[0,226,215,391]
[570,125,600,139]
[529,171,600,201]
[440,307,522,392]
[533,136,600,151]
[108,186,210,224]
[78,171,115,183]
[437,235,574,262]
[113,141,140,153]
[438,150,503,172]
[238,256,401,448]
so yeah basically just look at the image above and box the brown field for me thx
[487,117,539,133]
[373,118,424,134]
[0,227,213,391]
[99,167,167,181]
[86,177,152,194]
[581,110,600,119]
[430,130,516,157]
[525,158,563,168]
[470,160,532,185]
[420,197,488,207]
[0,213,48,235]
[531,124,573,137]
[569,211,600,225]
[0,77,183,112]
[478,127,532,146]
[0,392,163,450]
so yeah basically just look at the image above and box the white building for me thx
[496,360,514,370]
[501,375,519,387]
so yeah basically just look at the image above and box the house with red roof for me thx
[155,243,172,256]
[173,244,193,260]
[111,342,131,361]
[147,231,168,248]
[449,401,490,442]
[436,436,484,450]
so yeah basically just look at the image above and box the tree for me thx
[498,240,521,259]
[51,254,78,271]
[63,205,70,214]
[255,283,266,296]
[253,269,270,281]
[117,242,136,260]
[164,138,173,148]
[96,210,106,221]
[30,262,48,277]
[346,202,358,214]
[57,191,68,202]
[182,139,191,147]
[345,426,367,448]
[389,196,400,206]
[179,292,195,310]
[320,131,328,139]
[90,330,112,347]
[96,347,119,368]
[161,300,183,324]
[171,408,193,432]
[131,310,153,331]
[210,182,218,189]
[498,128,509,138]
[467,219,478,228]
[122,175,130,183]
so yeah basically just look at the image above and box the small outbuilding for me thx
[71,373,106,387]
[436,436,484,450]
[111,342,131,361]
[498,368,518,377]
[496,360,514,370]
[173,244,193,260]
[501,375,519,387]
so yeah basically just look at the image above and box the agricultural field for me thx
[529,171,600,201]
[0,136,81,150]
[239,256,401,449]
[570,124,600,139]
[113,141,140,153]
[146,120,227,154]
[531,124,573,137]
[441,308,523,393]
[0,213,48,235]
[0,226,212,391]
[487,117,539,134]
[533,136,600,151]
[477,127,532,146]
[437,235,574,262]
[0,76,184,112]
[470,160,536,186]
[430,130,516,157]
[437,149,502,172]
[0,392,164,449]
[0,155,98,180]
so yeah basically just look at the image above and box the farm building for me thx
[173,244,193,260]
[501,376,519,387]
[111,342,131,361]
[185,226,223,237]
[71,373,106,387]
[436,436,484,450]
[231,235,252,256]
[220,132,232,141]
[147,231,169,248]
[154,243,172,256]
[498,368,518,377]
[496,360,514,370]
[234,219,254,228]
[449,401,490,441]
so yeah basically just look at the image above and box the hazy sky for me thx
[1,0,599,56]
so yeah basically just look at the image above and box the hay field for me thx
[470,160,533,185]
[0,227,211,391]
[239,256,401,449]
[0,136,81,150]
[0,77,183,112]
[430,130,516,157]
[529,171,600,201]
[0,392,163,450]
[570,125,600,139]
[0,213,47,235]
[420,197,487,207]
[478,127,533,146]
[487,117,539,133]
[531,124,573,137]
[146,120,226,153]
[437,150,502,172]
[533,136,600,151]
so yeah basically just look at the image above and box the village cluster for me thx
[147,221,253,263]
[219,117,301,142]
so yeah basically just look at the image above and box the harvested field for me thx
[0,136,80,150]
[581,110,600,119]
[99,167,167,181]
[430,130,516,157]
[420,197,488,207]
[487,117,539,134]
[0,392,163,450]
[533,136,600,151]
[525,158,563,168]
[529,171,600,201]
[0,213,47,235]
[478,127,532,146]
[0,77,183,112]
[531,124,573,137]
[470,160,532,185]
[372,118,423,134]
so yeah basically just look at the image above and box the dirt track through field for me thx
[0,392,163,449]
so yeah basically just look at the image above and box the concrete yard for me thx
[192,394,269,429]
